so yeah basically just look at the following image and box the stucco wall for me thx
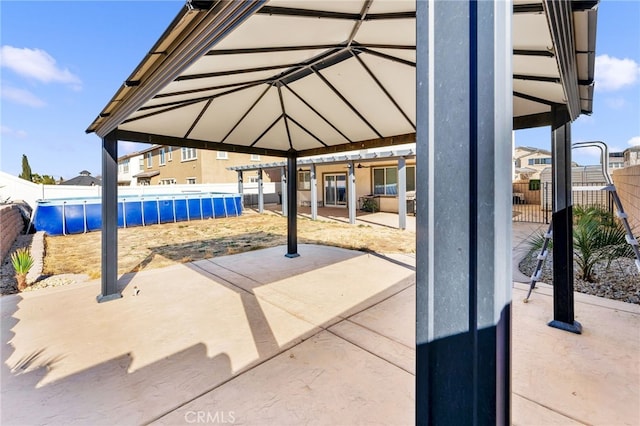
[612,165,640,232]
[0,205,24,263]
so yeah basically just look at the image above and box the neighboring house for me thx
[59,170,101,186]
[513,146,552,180]
[231,144,417,214]
[623,146,640,167]
[117,151,145,186]
[607,152,624,170]
[119,145,282,186]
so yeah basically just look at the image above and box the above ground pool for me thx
[31,193,243,236]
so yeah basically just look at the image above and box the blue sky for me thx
[1,1,639,180]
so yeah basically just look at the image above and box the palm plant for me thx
[10,247,34,291]
[526,205,634,283]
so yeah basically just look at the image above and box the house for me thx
[513,146,552,180]
[118,145,282,186]
[231,144,417,214]
[608,151,625,170]
[117,151,144,186]
[59,170,101,186]
[623,146,640,167]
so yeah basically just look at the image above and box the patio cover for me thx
[87,0,597,152]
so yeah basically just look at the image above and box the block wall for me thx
[0,205,24,262]
[612,165,640,232]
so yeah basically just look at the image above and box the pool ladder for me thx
[523,142,640,302]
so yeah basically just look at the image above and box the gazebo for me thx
[87,0,599,422]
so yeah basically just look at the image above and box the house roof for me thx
[60,175,102,186]
[133,170,161,178]
[87,0,598,157]
[514,146,553,157]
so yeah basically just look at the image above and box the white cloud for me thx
[595,54,640,92]
[1,85,46,107]
[627,136,640,147]
[0,45,82,90]
[604,97,627,109]
[0,125,28,138]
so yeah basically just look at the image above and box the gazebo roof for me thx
[87,0,598,157]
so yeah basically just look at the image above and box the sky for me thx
[1,1,639,180]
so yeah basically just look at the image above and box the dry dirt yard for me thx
[42,210,415,281]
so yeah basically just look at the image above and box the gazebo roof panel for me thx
[320,58,414,136]
[118,100,208,138]
[224,87,283,146]
[287,73,379,142]
[358,53,416,124]
[213,14,354,51]
[354,18,415,46]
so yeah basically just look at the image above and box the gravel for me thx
[519,251,640,304]
[1,233,89,295]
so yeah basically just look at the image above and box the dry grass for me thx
[43,210,415,278]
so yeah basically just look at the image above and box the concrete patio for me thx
[1,223,638,425]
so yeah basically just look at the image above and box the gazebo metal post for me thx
[281,166,287,217]
[286,150,299,258]
[398,157,407,230]
[416,0,512,423]
[310,163,318,220]
[98,130,122,302]
[257,168,264,213]
[549,105,581,334]
[348,161,356,224]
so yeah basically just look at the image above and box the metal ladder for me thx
[523,141,640,302]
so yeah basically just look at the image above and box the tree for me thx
[19,154,32,181]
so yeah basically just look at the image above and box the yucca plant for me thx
[572,205,634,282]
[526,205,634,283]
[11,247,34,291]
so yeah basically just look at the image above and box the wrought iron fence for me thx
[512,181,612,224]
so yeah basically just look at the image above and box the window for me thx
[159,178,176,185]
[528,157,551,165]
[186,178,196,184]
[298,171,311,190]
[373,166,415,195]
[139,158,144,169]
[146,152,152,168]
[529,179,541,191]
[217,151,228,160]
[119,159,129,174]
[167,146,172,161]
[249,176,259,183]
[251,154,261,162]
[159,148,166,165]
[181,147,197,161]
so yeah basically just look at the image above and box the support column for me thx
[416,0,512,423]
[398,157,407,230]
[237,171,244,210]
[348,161,356,225]
[257,168,264,214]
[550,106,581,334]
[286,150,299,258]
[310,164,318,220]
[98,131,121,303]
[281,166,287,217]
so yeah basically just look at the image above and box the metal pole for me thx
[281,166,288,217]
[286,150,299,258]
[237,170,244,212]
[98,131,121,302]
[416,0,512,422]
[549,105,581,334]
